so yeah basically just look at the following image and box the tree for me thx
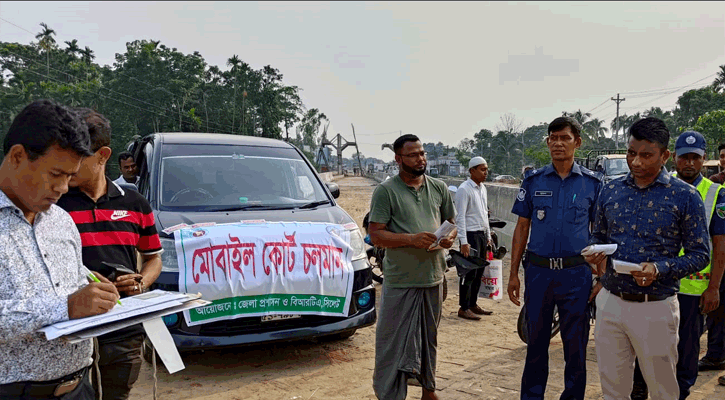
[673,87,725,132]
[584,118,608,147]
[455,137,475,169]
[563,109,592,141]
[713,64,725,92]
[693,110,725,158]
[35,22,56,76]
[64,39,80,57]
[80,46,95,65]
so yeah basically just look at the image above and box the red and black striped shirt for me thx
[57,178,162,280]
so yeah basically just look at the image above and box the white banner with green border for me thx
[175,222,354,326]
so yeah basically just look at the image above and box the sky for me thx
[1,1,724,162]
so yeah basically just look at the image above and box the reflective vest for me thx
[673,173,720,295]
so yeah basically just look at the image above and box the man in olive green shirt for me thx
[369,134,456,400]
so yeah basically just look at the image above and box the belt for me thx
[526,251,586,270]
[611,292,671,303]
[0,367,88,398]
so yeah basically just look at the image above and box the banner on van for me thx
[175,222,354,326]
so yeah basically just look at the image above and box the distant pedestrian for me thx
[455,156,494,320]
[370,134,456,400]
[508,116,602,400]
[112,151,139,188]
[584,117,710,400]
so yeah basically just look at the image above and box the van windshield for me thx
[159,144,329,211]
[606,158,629,176]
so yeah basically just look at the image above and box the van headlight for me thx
[160,238,179,272]
[348,228,367,261]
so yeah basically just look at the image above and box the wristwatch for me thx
[139,279,147,293]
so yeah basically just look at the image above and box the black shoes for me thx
[698,357,725,371]
[630,380,648,400]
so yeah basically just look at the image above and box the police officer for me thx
[507,116,603,400]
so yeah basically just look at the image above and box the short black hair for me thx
[118,151,134,165]
[393,134,420,154]
[74,108,111,152]
[548,116,582,138]
[3,99,92,160]
[718,143,725,153]
[628,117,670,150]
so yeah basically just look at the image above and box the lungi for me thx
[373,283,443,400]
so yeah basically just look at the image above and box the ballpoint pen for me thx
[87,273,122,306]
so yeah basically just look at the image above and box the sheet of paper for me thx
[428,220,456,250]
[581,244,618,256]
[612,259,643,275]
[143,318,185,374]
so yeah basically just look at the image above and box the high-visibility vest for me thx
[673,173,720,295]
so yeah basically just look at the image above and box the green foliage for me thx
[693,110,725,157]
[0,26,316,164]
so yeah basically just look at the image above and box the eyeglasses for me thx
[399,151,427,159]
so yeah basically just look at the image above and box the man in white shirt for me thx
[112,151,139,189]
[454,157,493,320]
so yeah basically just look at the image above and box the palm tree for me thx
[490,131,523,176]
[80,47,95,65]
[610,114,627,147]
[713,64,725,92]
[563,109,593,141]
[585,118,609,146]
[64,39,80,57]
[35,22,56,75]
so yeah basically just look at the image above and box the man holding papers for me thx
[508,116,602,400]
[584,118,710,400]
[369,134,455,400]
[0,100,120,399]
[57,109,162,400]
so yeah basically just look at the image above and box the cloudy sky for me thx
[1,2,724,161]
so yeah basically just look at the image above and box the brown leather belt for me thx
[611,292,671,303]
[0,367,87,398]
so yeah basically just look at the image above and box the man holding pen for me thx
[57,108,162,400]
[0,100,120,399]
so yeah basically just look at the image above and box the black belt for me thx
[611,292,671,303]
[0,367,88,398]
[526,251,586,270]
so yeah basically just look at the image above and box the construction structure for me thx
[316,124,364,175]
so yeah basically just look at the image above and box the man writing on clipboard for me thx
[57,109,163,400]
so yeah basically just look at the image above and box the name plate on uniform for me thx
[534,191,553,196]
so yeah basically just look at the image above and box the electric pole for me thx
[611,93,625,149]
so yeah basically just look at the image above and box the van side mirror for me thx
[325,182,340,199]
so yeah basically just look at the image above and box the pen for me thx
[573,194,577,202]
[87,273,122,306]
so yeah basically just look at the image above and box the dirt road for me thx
[130,176,725,399]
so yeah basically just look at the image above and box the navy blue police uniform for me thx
[511,162,603,400]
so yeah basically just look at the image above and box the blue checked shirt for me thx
[590,168,710,296]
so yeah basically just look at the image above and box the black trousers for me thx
[95,335,144,400]
[459,231,487,310]
[0,368,94,400]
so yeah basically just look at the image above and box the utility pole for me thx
[351,124,364,176]
[611,93,625,149]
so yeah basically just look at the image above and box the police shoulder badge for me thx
[517,188,526,202]
[537,209,545,220]
[717,203,725,219]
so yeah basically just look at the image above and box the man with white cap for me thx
[454,156,494,320]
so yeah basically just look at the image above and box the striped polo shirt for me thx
[57,178,162,342]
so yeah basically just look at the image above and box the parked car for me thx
[492,174,518,184]
[128,133,376,351]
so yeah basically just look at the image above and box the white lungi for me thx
[594,288,680,400]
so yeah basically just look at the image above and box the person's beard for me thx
[401,161,426,176]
